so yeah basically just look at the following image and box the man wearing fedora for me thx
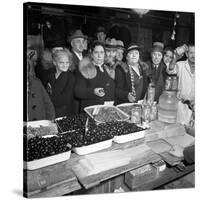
[69,29,88,72]
[104,38,118,79]
[146,42,167,102]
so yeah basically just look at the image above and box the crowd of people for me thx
[26,26,195,127]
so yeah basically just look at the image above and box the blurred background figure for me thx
[96,26,107,44]
[104,38,118,79]
[27,49,55,121]
[35,49,54,87]
[116,40,125,62]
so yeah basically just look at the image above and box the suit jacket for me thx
[71,51,80,72]
[115,62,148,104]
[146,61,167,102]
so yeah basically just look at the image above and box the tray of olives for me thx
[59,122,114,155]
[84,105,129,123]
[55,113,89,133]
[23,134,71,170]
[110,121,146,143]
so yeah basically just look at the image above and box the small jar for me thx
[131,105,142,124]
[171,76,178,91]
[142,105,151,123]
[165,76,173,90]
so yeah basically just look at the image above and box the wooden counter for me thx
[23,121,195,197]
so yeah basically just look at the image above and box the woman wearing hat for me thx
[115,44,149,104]
[74,41,115,111]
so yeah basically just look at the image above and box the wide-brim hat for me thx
[69,30,88,42]
[116,40,125,50]
[105,38,118,50]
[126,44,142,54]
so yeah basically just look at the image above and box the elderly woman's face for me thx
[92,45,105,65]
[53,53,70,72]
[127,50,140,65]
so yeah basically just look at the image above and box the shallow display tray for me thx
[72,139,113,155]
[116,103,142,117]
[113,130,145,144]
[84,105,129,123]
[24,150,71,170]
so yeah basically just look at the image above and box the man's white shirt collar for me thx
[74,51,83,61]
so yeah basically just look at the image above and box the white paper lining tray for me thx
[24,120,56,127]
[24,120,58,137]
[24,151,71,170]
[72,139,113,155]
[113,130,145,143]
[84,105,129,123]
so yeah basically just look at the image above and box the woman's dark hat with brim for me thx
[69,30,88,42]
[126,44,142,54]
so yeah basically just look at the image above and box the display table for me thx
[23,121,195,198]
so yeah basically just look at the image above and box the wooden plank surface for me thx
[125,164,194,191]
[23,162,81,198]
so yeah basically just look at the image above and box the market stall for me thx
[23,104,195,197]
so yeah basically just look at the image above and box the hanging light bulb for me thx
[133,8,149,18]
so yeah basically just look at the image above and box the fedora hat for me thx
[116,40,125,50]
[151,42,164,53]
[69,30,88,42]
[105,38,118,49]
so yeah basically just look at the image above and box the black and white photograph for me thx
[21,0,196,199]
